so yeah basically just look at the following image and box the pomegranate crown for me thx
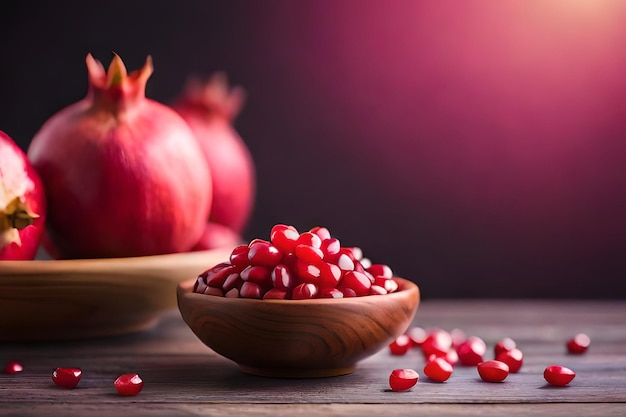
[85,52,153,99]
[182,72,246,121]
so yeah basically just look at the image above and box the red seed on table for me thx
[477,360,509,382]
[424,357,454,382]
[544,365,576,386]
[52,368,82,388]
[422,329,453,357]
[567,333,590,354]
[406,326,428,347]
[389,368,419,391]
[388,334,412,356]
[3,361,23,374]
[494,337,517,356]
[114,373,144,396]
[456,336,486,366]
[496,348,524,373]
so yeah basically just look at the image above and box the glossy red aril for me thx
[291,283,318,300]
[0,131,46,260]
[295,244,324,263]
[247,240,282,267]
[114,373,144,396]
[309,226,331,241]
[320,237,341,258]
[271,264,294,290]
[567,333,590,354]
[407,326,428,347]
[239,265,272,285]
[171,72,255,235]
[496,348,524,373]
[389,369,419,392]
[239,281,263,299]
[456,336,486,366]
[388,334,412,355]
[494,337,516,356]
[270,224,300,254]
[296,232,322,249]
[544,365,576,386]
[28,54,211,259]
[424,357,453,382]
[319,287,344,298]
[339,270,372,296]
[367,264,393,278]
[229,245,250,271]
[263,288,288,299]
[422,329,453,357]
[477,360,509,383]
[52,368,82,388]
[318,262,342,288]
[375,276,398,293]
[3,360,23,374]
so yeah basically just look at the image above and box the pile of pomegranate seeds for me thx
[193,224,399,300]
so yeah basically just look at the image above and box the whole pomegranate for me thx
[172,72,255,247]
[0,130,46,260]
[27,54,212,259]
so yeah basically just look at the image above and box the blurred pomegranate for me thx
[0,130,46,260]
[172,72,255,249]
[27,54,212,259]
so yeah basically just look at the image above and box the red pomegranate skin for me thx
[173,74,255,234]
[0,130,46,260]
[27,55,212,259]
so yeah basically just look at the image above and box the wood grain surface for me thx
[1,300,625,417]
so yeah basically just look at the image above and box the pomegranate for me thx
[171,72,255,240]
[0,131,46,260]
[27,54,212,259]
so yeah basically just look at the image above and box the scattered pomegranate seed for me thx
[422,329,453,357]
[389,368,419,391]
[424,357,453,382]
[567,333,590,354]
[544,365,576,386]
[3,361,23,374]
[52,368,82,388]
[114,373,144,396]
[477,360,509,383]
[450,328,467,349]
[496,348,524,373]
[388,334,412,356]
[456,336,486,366]
[406,326,428,347]
[494,337,517,356]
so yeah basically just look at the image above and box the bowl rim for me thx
[177,276,419,305]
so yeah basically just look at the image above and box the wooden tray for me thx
[0,248,231,342]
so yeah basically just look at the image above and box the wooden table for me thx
[1,300,625,416]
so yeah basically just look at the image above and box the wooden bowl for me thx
[0,248,231,342]
[177,277,420,378]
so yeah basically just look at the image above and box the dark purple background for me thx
[2,0,625,298]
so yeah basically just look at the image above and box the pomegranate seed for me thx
[194,276,208,294]
[406,326,428,347]
[114,373,144,396]
[319,287,344,298]
[477,360,509,383]
[205,264,237,288]
[222,272,243,292]
[374,276,398,293]
[295,260,322,283]
[3,361,23,374]
[263,288,288,299]
[341,287,358,297]
[335,253,355,271]
[567,333,590,354]
[429,349,459,366]
[271,264,294,290]
[295,244,324,263]
[496,348,524,373]
[52,368,82,388]
[318,262,342,288]
[339,270,371,296]
[240,281,263,299]
[320,238,341,258]
[544,365,576,386]
[422,329,453,357]
[229,245,250,271]
[424,357,453,382]
[225,288,240,298]
[291,283,318,299]
[309,226,331,241]
[494,337,516,356]
[456,336,486,366]
[369,285,387,295]
[367,263,393,278]
[270,224,300,254]
[203,287,224,297]
[450,328,467,348]
[360,257,372,269]
[388,334,412,355]
[389,369,419,392]
[296,232,322,249]
[344,246,363,261]
[248,240,282,267]
[240,265,272,285]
